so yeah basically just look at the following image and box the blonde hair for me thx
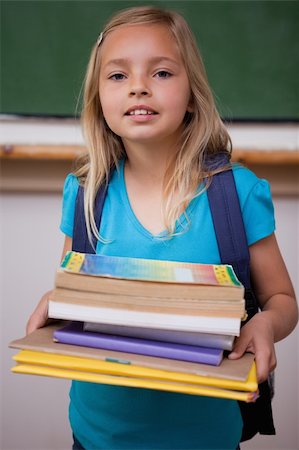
[75,5,232,243]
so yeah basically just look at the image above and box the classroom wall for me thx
[1,120,298,450]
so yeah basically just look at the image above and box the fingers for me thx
[26,307,47,335]
[254,348,277,383]
[26,292,50,335]
[228,328,277,383]
[26,313,44,335]
[228,334,251,360]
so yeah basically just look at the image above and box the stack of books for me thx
[10,251,258,402]
[51,251,246,334]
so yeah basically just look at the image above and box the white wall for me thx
[1,119,298,450]
[242,197,299,450]
[1,192,71,450]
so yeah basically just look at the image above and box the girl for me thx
[27,6,298,450]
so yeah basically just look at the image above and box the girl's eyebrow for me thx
[103,56,180,69]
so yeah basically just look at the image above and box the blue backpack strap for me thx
[207,169,250,287]
[207,170,258,319]
[72,183,108,254]
[206,158,258,319]
[207,162,275,440]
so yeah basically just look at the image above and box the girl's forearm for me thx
[261,294,298,342]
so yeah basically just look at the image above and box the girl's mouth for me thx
[125,105,158,116]
[127,109,157,116]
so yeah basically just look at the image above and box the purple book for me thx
[53,322,223,366]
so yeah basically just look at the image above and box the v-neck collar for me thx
[119,159,199,240]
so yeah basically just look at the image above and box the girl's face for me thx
[99,23,192,150]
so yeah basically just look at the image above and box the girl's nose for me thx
[130,89,149,96]
[129,76,151,97]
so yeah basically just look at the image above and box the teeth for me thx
[129,109,154,115]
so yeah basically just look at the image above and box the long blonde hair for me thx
[75,5,232,243]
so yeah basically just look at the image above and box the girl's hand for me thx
[26,290,52,335]
[26,237,72,336]
[228,234,297,383]
[228,311,277,383]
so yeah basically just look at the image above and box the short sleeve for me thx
[60,174,79,237]
[233,167,275,246]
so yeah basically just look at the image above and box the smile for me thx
[125,105,158,116]
[129,109,156,116]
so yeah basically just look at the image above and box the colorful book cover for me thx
[53,322,224,366]
[61,251,242,287]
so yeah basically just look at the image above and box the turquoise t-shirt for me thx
[60,161,275,450]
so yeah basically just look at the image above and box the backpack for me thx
[72,158,275,442]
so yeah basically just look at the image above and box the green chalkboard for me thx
[1,0,298,119]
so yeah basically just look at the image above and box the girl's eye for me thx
[155,70,172,79]
[109,73,126,81]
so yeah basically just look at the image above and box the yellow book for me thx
[12,350,258,402]
[12,361,257,403]
[13,350,258,392]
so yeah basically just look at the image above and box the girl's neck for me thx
[123,139,176,185]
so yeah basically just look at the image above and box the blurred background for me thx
[1,1,298,449]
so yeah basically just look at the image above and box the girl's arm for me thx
[229,233,298,382]
[26,236,72,335]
